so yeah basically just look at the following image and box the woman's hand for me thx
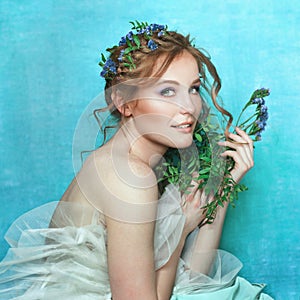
[218,127,254,183]
[180,177,210,235]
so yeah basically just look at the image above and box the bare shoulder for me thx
[76,147,158,222]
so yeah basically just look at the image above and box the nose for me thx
[179,92,197,115]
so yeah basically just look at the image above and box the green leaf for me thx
[124,47,133,55]
[199,167,210,174]
[133,35,141,48]
[195,133,202,142]
[127,55,134,63]
[168,166,174,175]
[200,156,211,162]
[126,39,133,48]
[129,21,135,29]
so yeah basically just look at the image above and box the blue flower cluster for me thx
[147,39,158,51]
[100,58,117,78]
[252,89,270,140]
[116,24,166,64]
[100,22,167,80]
[118,23,166,47]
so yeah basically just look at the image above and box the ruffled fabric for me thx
[0,202,111,299]
[0,185,273,299]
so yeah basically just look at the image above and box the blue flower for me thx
[141,25,150,36]
[147,39,158,51]
[255,131,262,141]
[126,31,133,41]
[255,120,266,130]
[260,105,268,113]
[157,30,164,37]
[150,24,166,31]
[150,24,158,31]
[119,36,126,46]
[137,28,145,35]
[118,49,125,62]
[100,58,117,78]
[252,97,265,105]
[100,69,107,77]
[106,58,115,67]
[260,111,269,122]
[110,66,117,73]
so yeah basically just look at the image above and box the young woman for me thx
[0,22,273,299]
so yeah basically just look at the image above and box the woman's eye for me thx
[189,86,200,94]
[160,88,176,97]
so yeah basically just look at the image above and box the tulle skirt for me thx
[0,185,273,299]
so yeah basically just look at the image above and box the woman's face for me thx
[125,51,203,149]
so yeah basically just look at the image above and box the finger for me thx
[194,189,203,207]
[235,127,253,151]
[235,127,254,145]
[218,140,252,163]
[228,139,253,166]
[221,150,253,169]
[185,172,200,202]
[219,134,253,166]
[197,188,214,208]
[198,189,207,208]
[228,132,252,150]
[185,181,199,202]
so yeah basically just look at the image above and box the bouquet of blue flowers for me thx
[156,88,270,226]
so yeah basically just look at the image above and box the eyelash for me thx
[190,85,200,94]
[160,86,201,97]
[160,87,176,97]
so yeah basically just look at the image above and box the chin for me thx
[170,137,194,149]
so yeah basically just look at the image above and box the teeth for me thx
[176,124,191,128]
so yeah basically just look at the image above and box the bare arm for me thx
[107,184,207,299]
[155,178,208,299]
[106,165,206,299]
[104,158,159,300]
[107,216,158,299]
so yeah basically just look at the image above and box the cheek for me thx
[135,99,174,116]
[193,98,203,117]
[198,101,203,114]
[132,115,172,138]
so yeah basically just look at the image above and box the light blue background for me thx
[0,1,299,299]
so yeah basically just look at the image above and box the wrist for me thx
[181,227,192,241]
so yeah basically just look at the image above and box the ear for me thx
[111,89,133,117]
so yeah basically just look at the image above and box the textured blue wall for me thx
[0,1,299,299]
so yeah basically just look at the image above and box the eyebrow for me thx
[192,78,201,85]
[157,78,201,86]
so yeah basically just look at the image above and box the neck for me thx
[113,119,168,168]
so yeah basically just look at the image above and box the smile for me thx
[173,124,191,129]
[171,123,193,133]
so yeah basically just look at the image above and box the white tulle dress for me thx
[0,185,273,299]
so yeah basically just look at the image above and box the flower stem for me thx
[236,112,259,128]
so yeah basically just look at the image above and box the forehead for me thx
[155,51,199,84]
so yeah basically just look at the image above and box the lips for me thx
[171,121,194,133]
[172,124,192,129]
[171,121,193,129]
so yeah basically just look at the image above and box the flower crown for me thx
[99,21,168,80]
